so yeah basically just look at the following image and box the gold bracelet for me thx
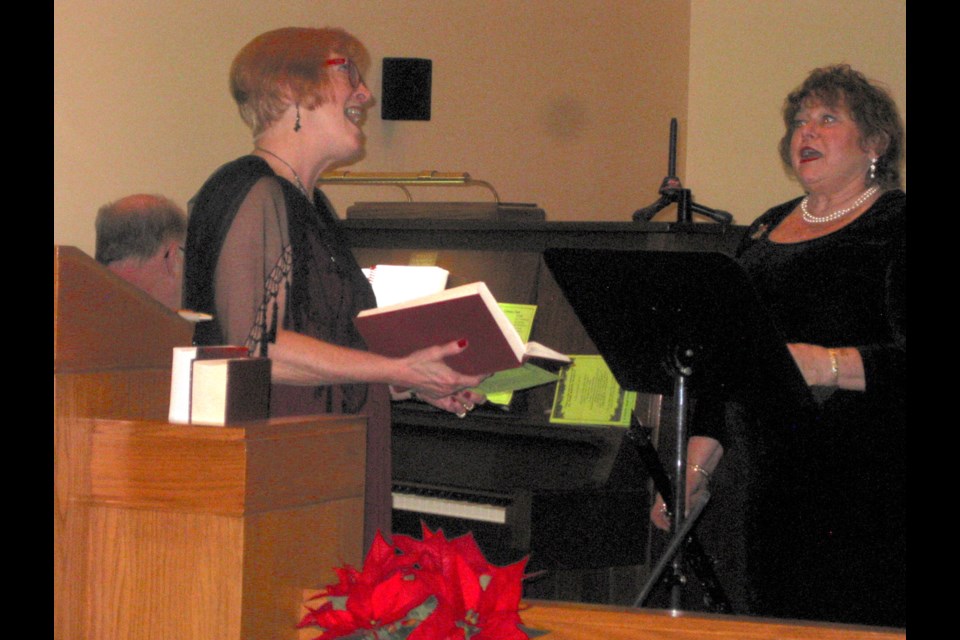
[692,464,710,481]
[828,348,840,386]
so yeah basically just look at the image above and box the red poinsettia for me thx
[298,525,541,640]
[299,532,434,638]
[467,557,529,640]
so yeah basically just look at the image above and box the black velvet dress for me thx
[184,156,392,551]
[692,189,905,627]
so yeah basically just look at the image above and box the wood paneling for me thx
[54,245,193,374]
[295,595,905,640]
[518,600,906,640]
[57,389,367,640]
[86,416,365,514]
[54,246,367,640]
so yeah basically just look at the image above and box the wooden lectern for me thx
[54,246,366,639]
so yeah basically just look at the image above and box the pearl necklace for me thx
[254,146,310,198]
[801,185,879,224]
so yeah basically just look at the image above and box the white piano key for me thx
[392,491,508,524]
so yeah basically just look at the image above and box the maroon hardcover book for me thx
[354,282,524,376]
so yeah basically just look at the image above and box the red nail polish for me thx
[457,339,468,348]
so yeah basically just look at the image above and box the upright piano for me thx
[342,215,746,598]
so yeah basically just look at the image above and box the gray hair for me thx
[95,194,187,265]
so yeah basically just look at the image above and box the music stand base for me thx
[633,490,711,608]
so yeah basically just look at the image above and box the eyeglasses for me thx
[325,58,363,89]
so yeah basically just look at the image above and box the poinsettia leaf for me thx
[303,525,535,640]
[453,554,482,609]
[365,572,434,625]
[447,532,491,574]
[404,595,438,622]
[476,560,526,615]
[406,604,459,640]
[457,618,481,639]
[387,626,420,640]
[366,531,396,566]
[337,631,379,640]
[421,521,434,535]
[361,618,423,640]
[298,607,359,633]
[393,531,444,576]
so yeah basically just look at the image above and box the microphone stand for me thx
[632,118,733,224]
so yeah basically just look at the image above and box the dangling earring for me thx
[294,104,302,132]
[869,157,877,181]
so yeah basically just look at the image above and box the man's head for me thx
[95,194,187,310]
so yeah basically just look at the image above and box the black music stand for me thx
[542,248,815,611]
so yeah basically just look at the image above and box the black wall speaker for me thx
[381,57,432,121]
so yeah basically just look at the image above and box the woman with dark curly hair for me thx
[651,65,905,627]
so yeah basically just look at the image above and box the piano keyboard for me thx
[391,483,511,524]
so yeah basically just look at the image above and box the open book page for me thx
[362,264,449,308]
[480,304,549,404]
[523,341,570,362]
[480,287,528,359]
[549,355,637,427]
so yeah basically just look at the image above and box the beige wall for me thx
[687,0,906,225]
[54,0,690,255]
[54,1,905,254]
